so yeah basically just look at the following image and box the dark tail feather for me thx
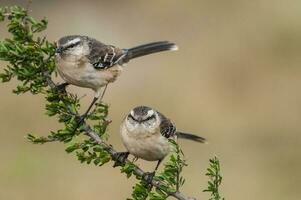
[122,41,178,63]
[177,132,207,143]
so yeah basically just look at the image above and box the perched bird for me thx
[55,35,178,126]
[118,106,206,182]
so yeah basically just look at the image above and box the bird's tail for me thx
[177,132,207,143]
[121,41,178,63]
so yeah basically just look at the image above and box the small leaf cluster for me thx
[121,162,136,178]
[155,140,186,192]
[28,92,111,166]
[203,156,225,200]
[88,102,110,139]
[130,182,169,200]
[129,181,150,200]
[0,6,55,94]
[67,139,111,166]
[27,89,83,144]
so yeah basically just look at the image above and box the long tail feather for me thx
[177,132,207,143]
[121,41,178,63]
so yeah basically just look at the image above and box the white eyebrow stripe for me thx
[147,109,154,116]
[66,38,81,46]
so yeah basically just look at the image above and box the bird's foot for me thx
[113,152,129,167]
[76,114,87,124]
[72,114,88,133]
[55,82,69,93]
[143,171,156,185]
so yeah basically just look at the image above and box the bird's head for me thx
[55,35,89,58]
[125,106,160,133]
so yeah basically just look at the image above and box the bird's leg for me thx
[143,160,162,188]
[112,151,129,167]
[99,84,108,101]
[74,96,98,130]
[87,84,109,117]
[73,84,108,132]
[89,84,110,123]
[55,82,69,93]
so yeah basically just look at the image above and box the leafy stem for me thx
[203,156,225,200]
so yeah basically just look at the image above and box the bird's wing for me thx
[158,112,177,138]
[87,39,126,69]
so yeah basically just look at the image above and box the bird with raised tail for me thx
[55,35,178,128]
[117,106,206,183]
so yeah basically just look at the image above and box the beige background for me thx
[1,0,301,199]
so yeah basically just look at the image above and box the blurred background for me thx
[1,0,301,199]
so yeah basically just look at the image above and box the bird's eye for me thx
[66,42,79,49]
[144,114,156,121]
[128,114,136,121]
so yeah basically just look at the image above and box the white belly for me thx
[120,124,170,161]
[56,56,122,91]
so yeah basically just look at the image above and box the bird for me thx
[117,105,206,183]
[54,35,178,128]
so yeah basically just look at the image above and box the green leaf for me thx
[203,156,225,200]
[65,143,80,153]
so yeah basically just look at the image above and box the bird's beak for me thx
[137,117,143,123]
[55,47,63,54]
